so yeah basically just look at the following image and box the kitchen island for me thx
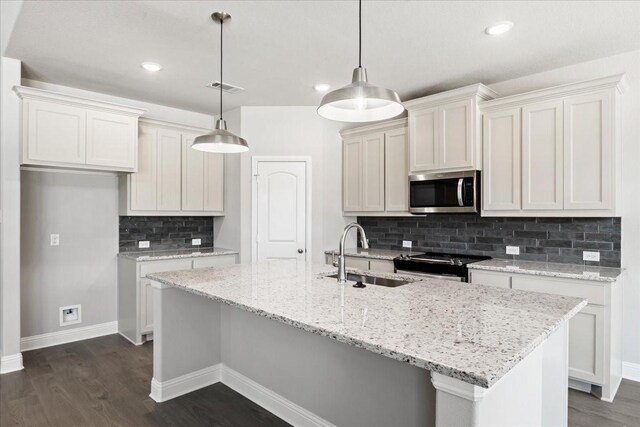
[147,260,586,427]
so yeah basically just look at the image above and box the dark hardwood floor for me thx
[1,334,639,426]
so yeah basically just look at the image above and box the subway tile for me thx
[573,241,614,251]
[539,239,572,248]
[514,230,548,239]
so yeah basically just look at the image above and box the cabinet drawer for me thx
[511,275,605,305]
[140,259,193,278]
[192,255,237,269]
[470,270,512,289]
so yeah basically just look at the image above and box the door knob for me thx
[298,249,304,254]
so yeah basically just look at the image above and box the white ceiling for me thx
[6,1,640,115]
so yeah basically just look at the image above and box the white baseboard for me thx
[568,378,592,393]
[0,353,24,374]
[623,361,640,382]
[221,365,337,427]
[150,364,222,403]
[150,363,335,427]
[21,321,118,351]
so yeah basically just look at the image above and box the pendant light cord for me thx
[219,15,224,121]
[358,0,362,68]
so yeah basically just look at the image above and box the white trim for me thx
[339,118,407,138]
[222,365,337,427]
[0,353,24,374]
[139,117,211,134]
[20,321,118,351]
[251,156,312,263]
[623,361,640,382]
[20,166,123,177]
[150,364,222,403]
[568,378,592,393]
[430,372,487,402]
[403,83,498,109]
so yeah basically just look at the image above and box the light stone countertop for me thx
[118,247,238,262]
[147,260,586,388]
[324,248,412,261]
[468,258,624,283]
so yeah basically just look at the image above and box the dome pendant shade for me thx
[317,67,404,122]
[192,119,249,153]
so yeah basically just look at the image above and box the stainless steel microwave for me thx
[409,170,480,214]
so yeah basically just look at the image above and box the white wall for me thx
[214,106,351,264]
[488,49,640,369]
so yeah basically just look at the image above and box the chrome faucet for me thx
[333,222,369,284]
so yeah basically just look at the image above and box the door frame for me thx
[251,156,312,263]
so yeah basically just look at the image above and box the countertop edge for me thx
[119,249,239,262]
[467,262,621,282]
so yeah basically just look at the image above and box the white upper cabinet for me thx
[121,119,225,216]
[14,86,144,172]
[481,74,624,217]
[341,119,408,216]
[405,84,497,174]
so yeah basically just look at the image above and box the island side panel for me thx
[219,304,436,427]
[150,282,222,402]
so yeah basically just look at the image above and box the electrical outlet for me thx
[402,240,412,249]
[138,241,150,249]
[583,251,600,262]
[506,246,520,255]
[192,238,202,246]
[59,304,81,326]
[50,234,59,246]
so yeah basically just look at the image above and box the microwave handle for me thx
[457,178,464,207]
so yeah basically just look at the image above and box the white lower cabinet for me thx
[469,269,622,401]
[118,254,238,344]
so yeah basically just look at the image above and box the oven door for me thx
[409,171,479,214]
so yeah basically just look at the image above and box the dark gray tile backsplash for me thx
[357,215,621,267]
[119,216,213,252]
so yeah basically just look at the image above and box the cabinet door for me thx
[522,101,563,210]
[26,99,86,165]
[439,99,473,170]
[204,153,224,212]
[130,125,158,211]
[86,111,137,169]
[157,129,182,211]
[139,278,154,334]
[385,127,409,212]
[409,107,439,172]
[482,108,521,211]
[343,137,363,212]
[563,91,613,210]
[568,305,604,384]
[362,132,385,212]
[181,133,205,211]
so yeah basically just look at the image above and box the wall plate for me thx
[506,246,520,255]
[583,251,600,262]
[59,304,82,327]
[138,241,150,249]
[402,240,412,249]
[192,238,202,246]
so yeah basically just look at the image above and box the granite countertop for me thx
[324,248,410,261]
[147,260,585,388]
[118,247,239,262]
[468,258,624,283]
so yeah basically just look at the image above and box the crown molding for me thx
[139,117,212,134]
[403,83,498,110]
[480,74,626,112]
[339,117,407,137]
[13,85,146,116]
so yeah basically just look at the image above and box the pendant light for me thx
[317,0,403,123]
[192,12,249,153]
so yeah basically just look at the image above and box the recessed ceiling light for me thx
[141,62,163,72]
[485,21,514,36]
[314,83,330,92]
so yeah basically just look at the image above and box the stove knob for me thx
[455,259,463,266]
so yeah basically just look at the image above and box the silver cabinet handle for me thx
[457,178,464,207]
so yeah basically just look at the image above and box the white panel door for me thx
[482,108,521,211]
[385,127,409,212]
[409,106,439,172]
[181,133,205,211]
[130,125,158,211]
[563,91,613,210]
[343,137,362,212]
[568,305,604,384]
[204,152,224,212]
[439,99,473,170]
[256,161,306,261]
[362,132,385,212]
[522,101,563,210]
[139,279,154,334]
[86,111,137,169]
[26,99,86,164]
[156,129,182,211]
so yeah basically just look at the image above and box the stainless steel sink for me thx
[325,273,410,288]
